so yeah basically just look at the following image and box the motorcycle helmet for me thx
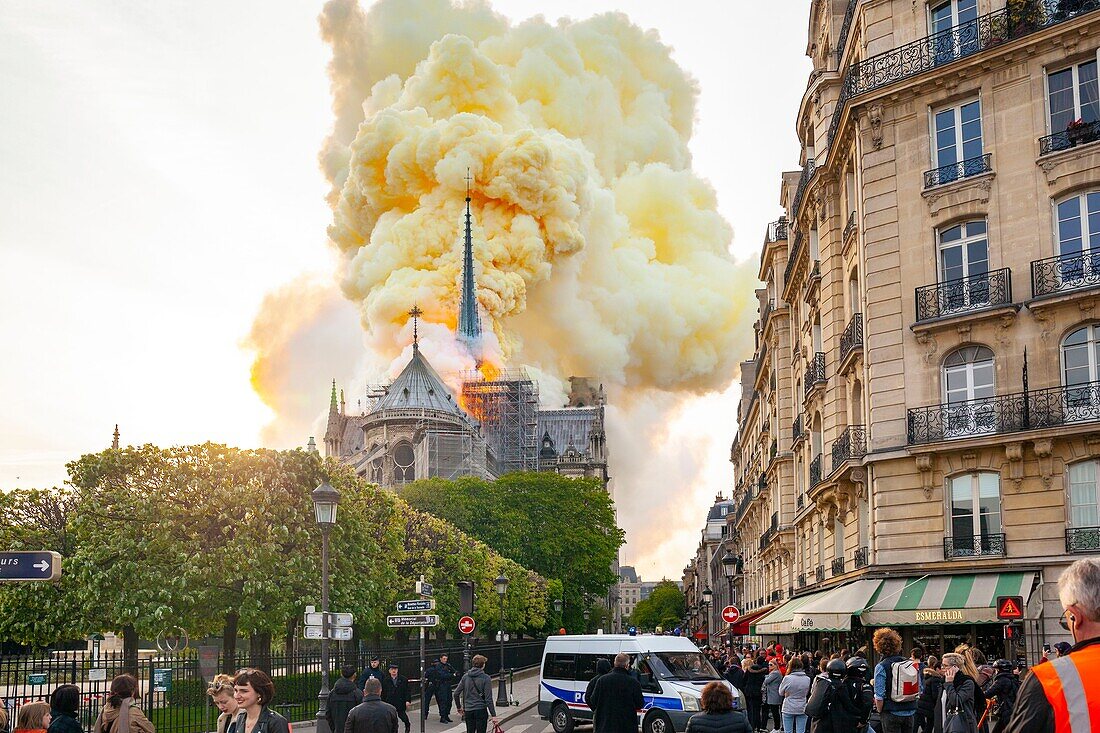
[846,656,869,676]
[826,659,847,677]
[993,659,1015,672]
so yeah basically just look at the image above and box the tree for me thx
[629,581,685,631]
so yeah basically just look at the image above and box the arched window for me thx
[943,346,995,437]
[393,442,415,484]
[1061,324,1100,416]
[946,472,1003,558]
[370,457,384,485]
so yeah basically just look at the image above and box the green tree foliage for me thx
[628,580,685,631]
[399,472,624,631]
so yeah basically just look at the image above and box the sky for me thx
[0,1,811,579]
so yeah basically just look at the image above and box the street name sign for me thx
[415,580,434,597]
[721,606,741,624]
[387,614,439,628]
[330,627,353,641]
[0,551,61,582]
[27,673,48,686]
[997,596,1025,620]
[304,610,324,626]
[398,599,435,612]
[304,626,324,640]
[458,616,475,635]
[331,612,354,627]
[303,609,353,627]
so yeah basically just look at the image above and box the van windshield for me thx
[651,652,721,681]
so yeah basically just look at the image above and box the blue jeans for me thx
[782,712,808,733]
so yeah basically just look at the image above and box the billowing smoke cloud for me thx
[248,0,757,576]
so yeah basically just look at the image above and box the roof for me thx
[538,406,599,454]
[371,346,467,417]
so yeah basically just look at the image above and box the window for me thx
[1048,60,1099,134]
[393,442,415,483]
[947,472,1002,556]
[833,516,845,561]
[1067,461,1100,528]
[933,99,983,179]
[576,654,614,682]
[929,0,978,64]
[543,653,576,681]
[1061,324,1100,417]
[1055,192,1100,282]
[943,346,995,436]
[938,220,989,311]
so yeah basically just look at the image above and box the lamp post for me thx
[721,551,738,650]
[312,479,340,733]
[701,587,713,648]
[494,573,509,706]
[553,597,563,631]
[583,608,591,632]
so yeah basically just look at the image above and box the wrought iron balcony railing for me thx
[769,439,777,462]
[1032,251,1100,297]
[815,565,826,583]
[770,512,779,533]
[798,573,807,588]
[832,425,867,471]
[769,589,782,604]
[791,158,817,220]
[797,493,805,510]
[843,211,857,241]
[792,414,804,442]
[768,217,789,242]
[809,453,823,488]
[854,546,869,569]
[915,267,1012,322]
[804,352,826,396]
[1067,526,1100,552]
[762,418,771,436]
[758,474,767,495]
[831,557,846,576]
[840,312,864,364]
[908,379,1100,444]
[761,299,775,331]
[944,533,1006,559]
[1040,119,1100,155]
[923,153,992,188]
[836,0,859,63]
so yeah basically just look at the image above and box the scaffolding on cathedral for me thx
[461,369,540,473]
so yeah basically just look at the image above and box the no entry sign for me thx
[458,615,475,634]
[721,605,740,624]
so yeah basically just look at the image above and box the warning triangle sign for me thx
[997,596,1024,620]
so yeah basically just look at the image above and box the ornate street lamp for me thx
[312,479,340,733]
[583,607,591,632]
[700,587,713,646]
[494,573,509,706]
[722,551,738,649]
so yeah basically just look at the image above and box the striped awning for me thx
[752,588,833,635]
[859,572,1036,626]
[790,579,883,632]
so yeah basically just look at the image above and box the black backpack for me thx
[804,676,836,719]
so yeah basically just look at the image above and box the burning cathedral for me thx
[322,188,610,491]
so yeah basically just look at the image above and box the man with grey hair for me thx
[1005,557,1100,732]
[587,653,644,733]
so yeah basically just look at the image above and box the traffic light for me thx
[457,580,475,616]
[1003,623,1020,641]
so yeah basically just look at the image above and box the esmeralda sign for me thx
[914,610,966,622]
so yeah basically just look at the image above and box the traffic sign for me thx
[721,605,741,624]
[304,609,324,626]
[0,551,61,582]
[398,599,436,612]
[387,614,439,628]
[304,625,324,640]
[331,612,354,627]
[303,609,353,626]
[997,596,1025,620]
[415,580,434,597]
[458,616,475,635]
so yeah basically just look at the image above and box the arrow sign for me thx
[387,614,439,628]
[997,596,1025,620]
[458,616,475,635]
[0,551,61,582]
[721,605,740,624]
[398,599,435,612]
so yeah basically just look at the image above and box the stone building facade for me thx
[720,0,1100,662]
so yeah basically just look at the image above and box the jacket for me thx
[215,713,236,733]
[724,666,745,695]
[329,677,365,733]
[588,667,644,733]
[806,675,862,733]
[360,666,386,691]
[684,710,752,733]
[933,674,978,733]
[981,672,1019,721]
[586,660,613,708]
[426,662,457,688]
[47,712,83,733]
[1004,636,1100,733]
[344,695,398,733]
[918,670,946,720]
[763,671,783,706]
[778,671,812,715]
[382,675,409,708]
[455,668,496,716]
[96,699,156,733]
[877,655,919,714]
[232,708,290,733]
[742,664,767,699]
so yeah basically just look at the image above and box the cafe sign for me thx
[914,610,965,622]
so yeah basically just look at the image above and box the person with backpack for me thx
[872,628,921,733]
[845,657,876,733]
[454,655,498,733]
[804,659,861,733]
[980,661,1018,733]
[94,674,155,733]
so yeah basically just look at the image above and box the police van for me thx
[538,634,737,733]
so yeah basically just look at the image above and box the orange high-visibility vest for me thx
[1031,644,1100,731]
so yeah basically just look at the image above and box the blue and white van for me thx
[537,634,738,733]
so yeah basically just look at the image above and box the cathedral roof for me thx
[371,346,467,417]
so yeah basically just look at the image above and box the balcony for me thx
[854,546,869,569]
[797,493,805,510]
[1040,119,1100,155]
[914,268,1012,323]
[770,512,779,533]
[831,425,867,473]
[836,0,858,63]
[761,418,771,436]
[769,589,783,604]
[1031,252,1100,298]
[804,352,826,397]
[815,565,826,583]
[791,158,817,220]
[792,414,805,443]
[809,453,823,489]
[831,557,846,576]
[843,211,857,243]
[798,573,807,588]
[907,379,1100,445]
[1067,526,1100,553]
[783,232,804,297]
[923,153,992,189]
[769,439,778,463]
[768,217,789,242]
[761,298,775,332]
[944,533,1006,559]
[840,312,864,368]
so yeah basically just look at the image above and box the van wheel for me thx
[551,702,574,733]
[643,711,672,733]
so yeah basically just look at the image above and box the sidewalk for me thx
[292,668,542,733]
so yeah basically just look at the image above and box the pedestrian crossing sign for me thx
[996,595,1024,620]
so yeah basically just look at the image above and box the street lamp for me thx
[701,587,713,647]
[583,608,591,632]
[312,479,340,733]
[721,551,738,649]
[494,573,509,706]
[553,598,563,614]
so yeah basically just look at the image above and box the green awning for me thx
[859,572,1036,626]
[752,588,833,635]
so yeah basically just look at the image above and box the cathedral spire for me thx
[111,424,120,450]
[329,379,338,414]
[409,304,423,351]
[457,169,483,365]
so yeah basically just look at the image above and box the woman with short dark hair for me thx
[232,669,289,733]
[95,674,155,733]
[46,685,82,733]
[685,681,751,733]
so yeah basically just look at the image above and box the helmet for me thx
[826,659,847,677]
[846,657,869,676]
[994,659,1014,672]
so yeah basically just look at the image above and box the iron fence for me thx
[944,533,1006,559]
[1066,526,1100,553]
[809,454,823,489]
[923,153,992,188]
[791,158,817,221]
[1031,251,1100,297]
[831,557,846,576]
[915,268,1012,322]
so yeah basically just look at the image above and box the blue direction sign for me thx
[0,551,61,582]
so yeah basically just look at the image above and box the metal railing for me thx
[770,512,779,533]
[1040,119,1100,154]
[1032,251,1100,297]
[791,158,817,220]
[784,231,804,288]
[815,565,826,583]
[797,493,806,510]
[798,573,807,588]
[944,533,1006,559]
[769,589,783,604]
[768,217,789,242]
[1067,526,1100,552]
[810,453,823,488]
[923,153,992,188]
[761,299,775,331]
[914,267,1012,322]
[836,0,859,63]
[762,418,771,435]
[793,414,804,442]
[854,546,869,569]
[831,425,867,471]
[843,211,857,241]
[907,379,1100,444]
[840,312,864,364]
[831,557,846,576]
[804,352,826,396]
